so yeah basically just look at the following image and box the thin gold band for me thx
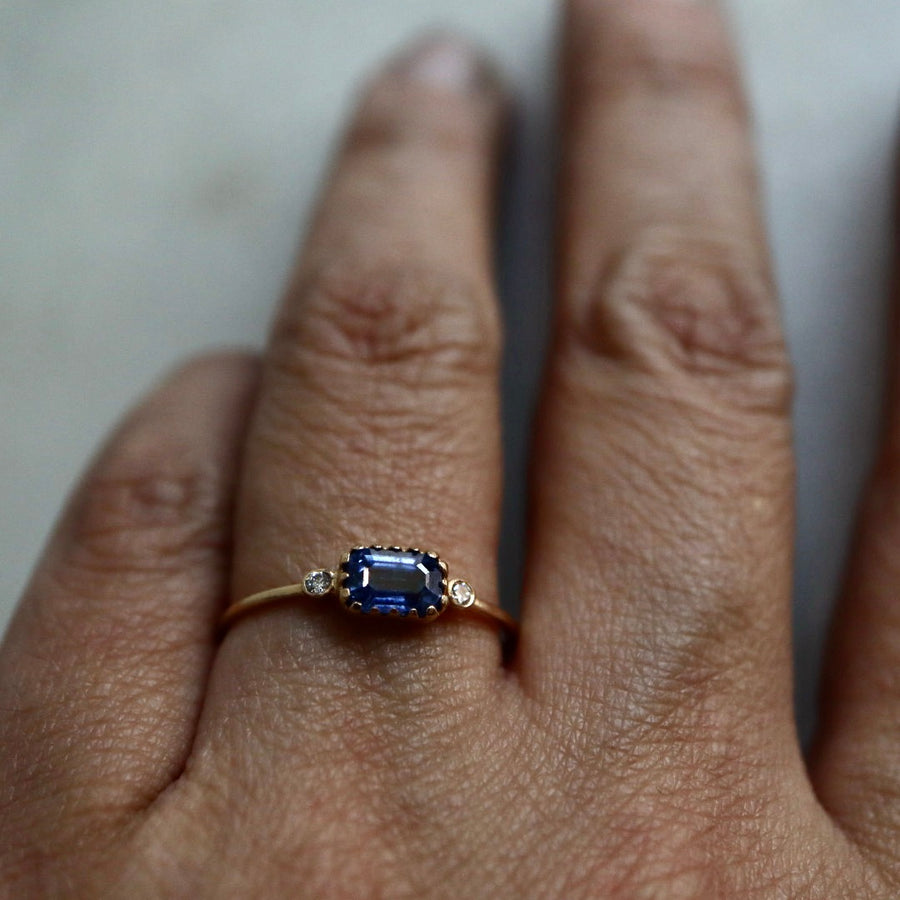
[220,583,316,628]
[219,546,518,643]
[220,583,518,637]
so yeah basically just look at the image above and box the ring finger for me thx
[193,35,510,795]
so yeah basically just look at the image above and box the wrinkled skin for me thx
[3,2,900,897]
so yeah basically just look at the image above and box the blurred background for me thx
[2,0,899,740]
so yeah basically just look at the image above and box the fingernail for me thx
[395,34,485,92]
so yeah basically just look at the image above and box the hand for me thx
[2,2,898,897]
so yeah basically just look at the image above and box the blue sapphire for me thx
[342,547,446,618]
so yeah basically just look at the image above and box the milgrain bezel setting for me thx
[338,545,450,620]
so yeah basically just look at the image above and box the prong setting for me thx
[339,545,449,619]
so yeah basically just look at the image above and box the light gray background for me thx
[2,1,899,739]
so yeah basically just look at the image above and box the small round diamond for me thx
[303,570,334,596]
[449,579,475,608]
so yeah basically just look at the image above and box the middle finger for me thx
[521,0,797,751]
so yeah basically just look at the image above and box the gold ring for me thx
[220,545,518,643]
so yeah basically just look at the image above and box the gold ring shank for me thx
[465,596,518,636]
[220,583,307,631]
[219,582,517,642]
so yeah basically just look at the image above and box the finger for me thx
[810,194,900,863]
[200,36,508,750]
[520,0,797,749]
[0,354,257,855]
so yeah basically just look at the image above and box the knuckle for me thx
[640,624,768,735]
[65,446,226,578]
[570,229,793,414]
[624,28,741,108]
[273,261,500,387]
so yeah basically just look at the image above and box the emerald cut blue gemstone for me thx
[343,547,445,618]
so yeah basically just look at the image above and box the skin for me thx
[1,0,899,896]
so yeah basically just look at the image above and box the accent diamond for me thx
[449,579,475,608]
[303,570,334,596]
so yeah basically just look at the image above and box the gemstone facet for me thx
[342,547,446,618]
[303,570,334,596]
[449,579,475,608]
